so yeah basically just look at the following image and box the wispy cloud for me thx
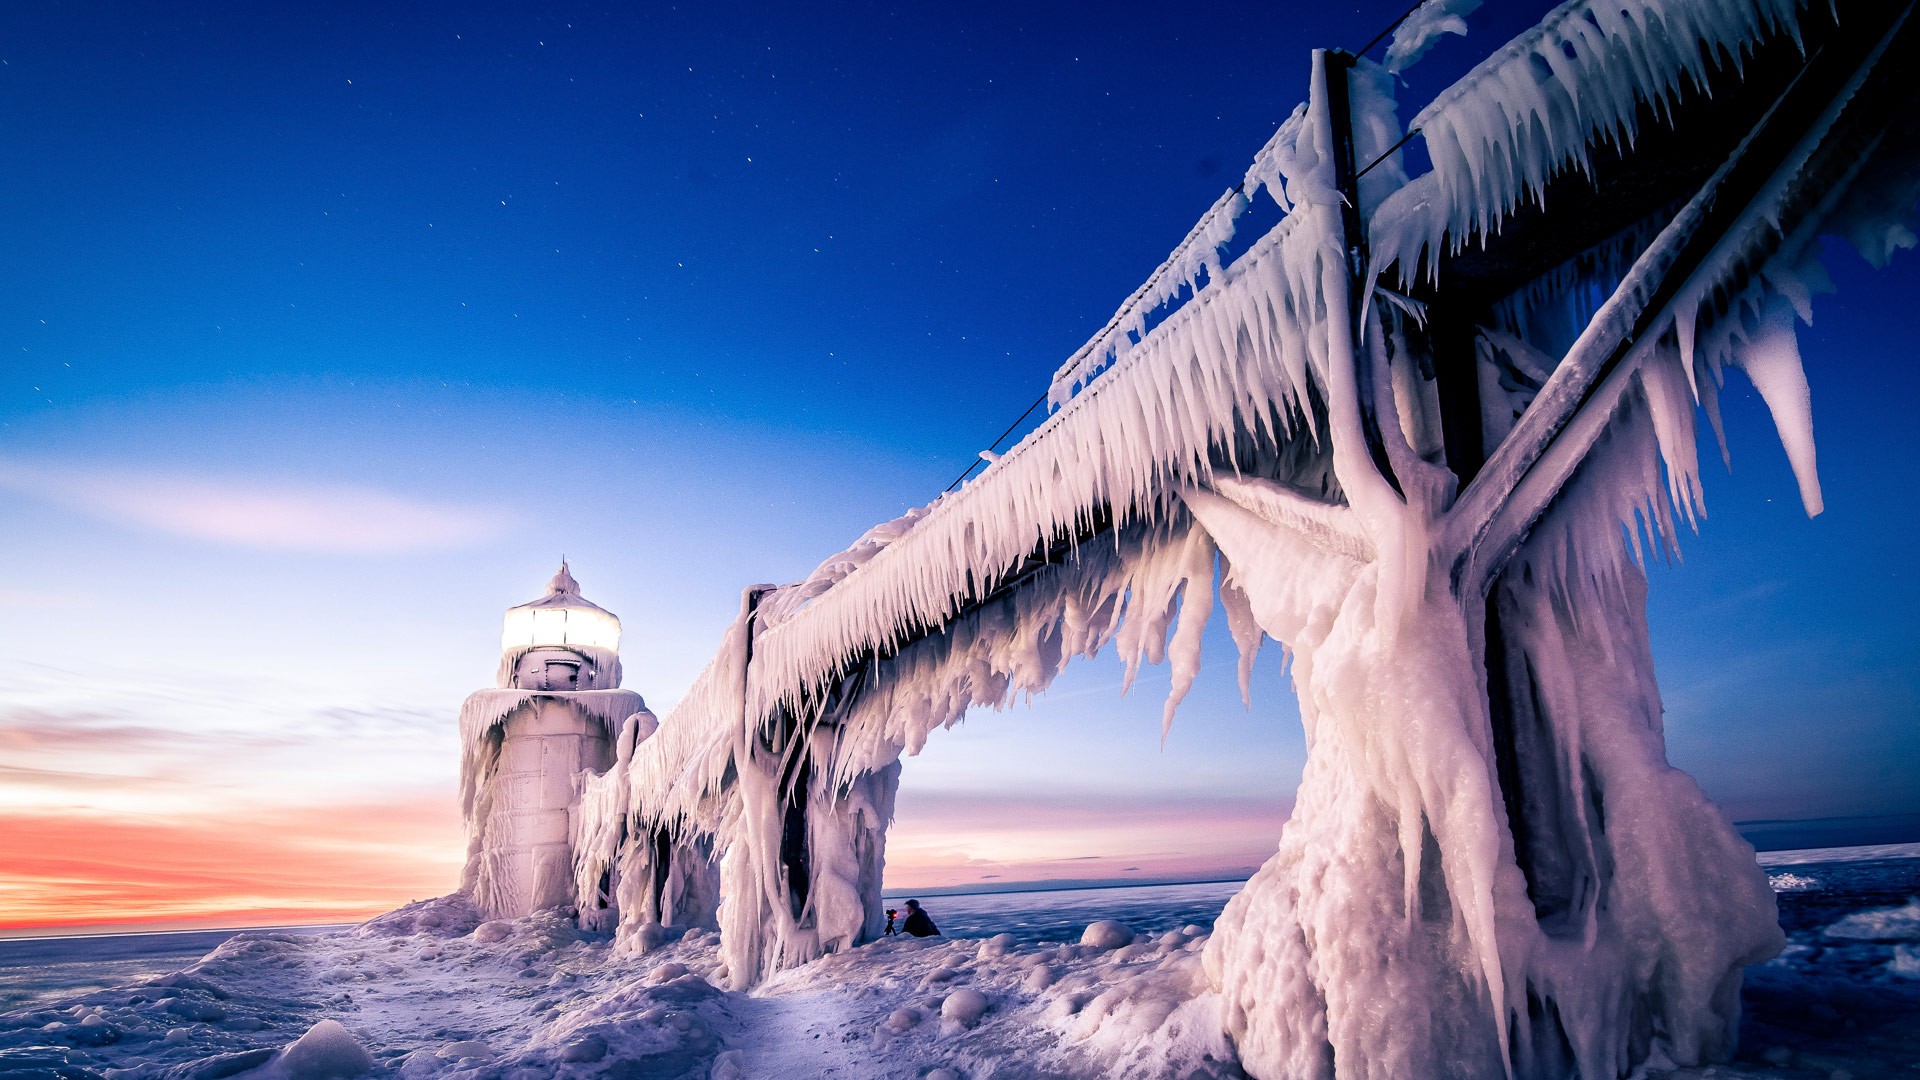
[0,458,508,553]
[0,666,459,823]
[0,586,91,609]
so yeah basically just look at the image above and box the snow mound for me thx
[1080,921,1136,949]
[355,895,480,939]
[471,920,513,944]
[277,1019,374,1079]
[940,988,990,1027]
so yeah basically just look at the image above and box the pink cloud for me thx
[0,458,507,553]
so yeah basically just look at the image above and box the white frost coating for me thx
[1384,0,1483,74]
[457,689,651,751]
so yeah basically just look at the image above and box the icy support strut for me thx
[717,719,900,989]
[1191,32,1800,1078]
[630,828,721,931]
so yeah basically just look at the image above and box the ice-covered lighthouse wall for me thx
[460,564,657,920]
[553,0,1919,1074]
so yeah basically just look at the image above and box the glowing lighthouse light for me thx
[499,561,622,655]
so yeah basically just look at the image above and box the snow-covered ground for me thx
[1,848,1915,1079]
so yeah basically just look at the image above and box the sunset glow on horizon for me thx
[0,663,1292,935]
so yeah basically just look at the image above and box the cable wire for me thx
[943,390,1048,492]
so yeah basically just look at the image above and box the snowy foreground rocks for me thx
[0,897,1236,1079]
[7,875,1920,1079]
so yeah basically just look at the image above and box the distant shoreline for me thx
[0,923,351,946]
[881,876,1252,902]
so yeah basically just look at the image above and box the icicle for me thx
[1376,0,1808,265]
[1735,300,1823,516]
[1639,344,1706,526]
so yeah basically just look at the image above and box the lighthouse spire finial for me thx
[549,558,581,597]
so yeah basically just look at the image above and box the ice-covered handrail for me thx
[1046,186,1255,407]
[749,206,1337,724]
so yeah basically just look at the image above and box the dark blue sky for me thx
[0,0,1913,924]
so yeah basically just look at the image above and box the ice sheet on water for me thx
[879,882,1243,947]
[1824,898,1920,942]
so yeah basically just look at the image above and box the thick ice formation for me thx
[1385,0,1484,73]
[553,1,1916,1076]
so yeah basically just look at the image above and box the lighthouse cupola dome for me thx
[497,561,624,691]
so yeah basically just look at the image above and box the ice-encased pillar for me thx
[1187,405,1781,1079]
[1482,545,1782,1075]
[604,827,722,937]
[717,724,900,988]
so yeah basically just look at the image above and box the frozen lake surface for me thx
[0,881,1246,1010]
[0,926,346,1011]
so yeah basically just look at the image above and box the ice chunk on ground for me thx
[470,921,512,944]
[278,1019,374,1079]
[940,988,989,1027]
[1080,921,1135,950]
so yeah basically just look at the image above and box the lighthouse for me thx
[458,562,656,919]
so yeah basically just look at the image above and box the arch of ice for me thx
[458,2,1920,1075]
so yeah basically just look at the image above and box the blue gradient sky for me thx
[1,1,1915,929]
